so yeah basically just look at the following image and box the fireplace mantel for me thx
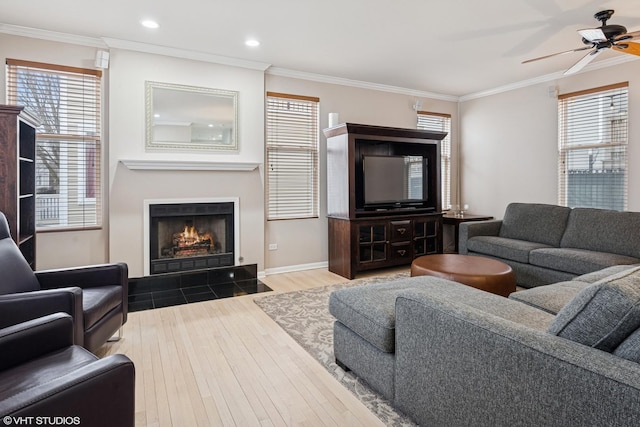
[120,159,260,171]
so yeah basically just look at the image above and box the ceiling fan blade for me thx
[623,30,640,41]
[613,42,640,57]
[614,30,640,43]
[578,27,606,42]
[522,46,593,64]
[564,49,603,75]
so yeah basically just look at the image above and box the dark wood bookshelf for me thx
[0,105,40,268]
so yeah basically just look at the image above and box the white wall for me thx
[1,33,458,275]
[459,59,640,220]
[108,49,265,277]
[0,33,109,269]
[13,33,636,275]
[264,75,459,272]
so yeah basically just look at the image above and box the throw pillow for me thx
[547,267,640,352]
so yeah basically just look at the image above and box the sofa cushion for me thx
[574,264,640,284]
[329,278,430,353]
[82,286,122,330]
[548,267,640,352]
[499,203,571,246]
[529,248,639,276]
[613,327,640,363]
[467,236,550,264]
[560,208,640,258]
[509,281,589,315]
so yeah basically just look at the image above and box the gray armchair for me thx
[0,212,128,352]
[0,313,135,426]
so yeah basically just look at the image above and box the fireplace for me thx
[146,200,236,275]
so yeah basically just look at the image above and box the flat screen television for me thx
[363,155,427,208]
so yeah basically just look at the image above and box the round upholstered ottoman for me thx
[411,254,516,297]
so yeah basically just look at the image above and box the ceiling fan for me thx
[523,10,640,75]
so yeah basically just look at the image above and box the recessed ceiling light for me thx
[245,39,260,47]
[141,20,159,29]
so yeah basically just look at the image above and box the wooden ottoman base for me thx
[411,254,516,297]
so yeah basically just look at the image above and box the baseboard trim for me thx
[263,261,329,276]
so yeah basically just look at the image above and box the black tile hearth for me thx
[128,264,271,312]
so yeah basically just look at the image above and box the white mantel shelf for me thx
[120,159,261,171]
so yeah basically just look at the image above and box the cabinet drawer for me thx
[390,220,411,241]
[390,242,412,260]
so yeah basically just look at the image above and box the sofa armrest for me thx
[0,288,84,346]
[0,353,135,426]
[458,219,502,254]
[393,286,640,427]
[36,262,129,324]
[36,262,128,291]
[0,313,74,370]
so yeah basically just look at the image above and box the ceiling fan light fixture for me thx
[579,28,606,42]
[524,10,640,74]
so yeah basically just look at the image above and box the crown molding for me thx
[0,23,271,71]
[266,67,459,102]
[4,22,637,103]
[459,54,639,102]
[0,23,107,48]
[103,38,271,71]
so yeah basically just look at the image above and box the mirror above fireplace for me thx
[145,81,238,151]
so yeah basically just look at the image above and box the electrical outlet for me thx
[268,243,278,250]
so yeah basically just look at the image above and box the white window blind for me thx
[558,82,628,211]
[266,92,319,220]
[417,111,452,210]
[6,59,102,230]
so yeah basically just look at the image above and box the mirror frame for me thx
[145,81,239,151]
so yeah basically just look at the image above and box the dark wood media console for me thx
[324,123,447,279]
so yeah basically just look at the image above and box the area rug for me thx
[253,272,417,427]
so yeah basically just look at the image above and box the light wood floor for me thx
[97,267,408,426]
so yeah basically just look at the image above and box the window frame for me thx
[265,91,320,221]
[6,59,103,230]
[417,111,452,210]
[558,82,628,211]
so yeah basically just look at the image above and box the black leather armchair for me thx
[0,313,135,426]
[0,212,128,352]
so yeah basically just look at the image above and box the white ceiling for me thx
[1,0,640,98]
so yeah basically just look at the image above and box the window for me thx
[6,59,102,230]
[417,111,452,210]
[266,92,319,220]
[558,82,628,211]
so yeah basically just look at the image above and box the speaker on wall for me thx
[95,50,110,69]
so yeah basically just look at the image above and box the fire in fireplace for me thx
[162,221,220,258]
[148,202,234,274]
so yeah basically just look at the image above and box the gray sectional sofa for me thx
[329,265,640,426]
[459,202,640,288]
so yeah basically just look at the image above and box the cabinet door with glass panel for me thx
[358,222,388,264]
[414,217,441,256]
